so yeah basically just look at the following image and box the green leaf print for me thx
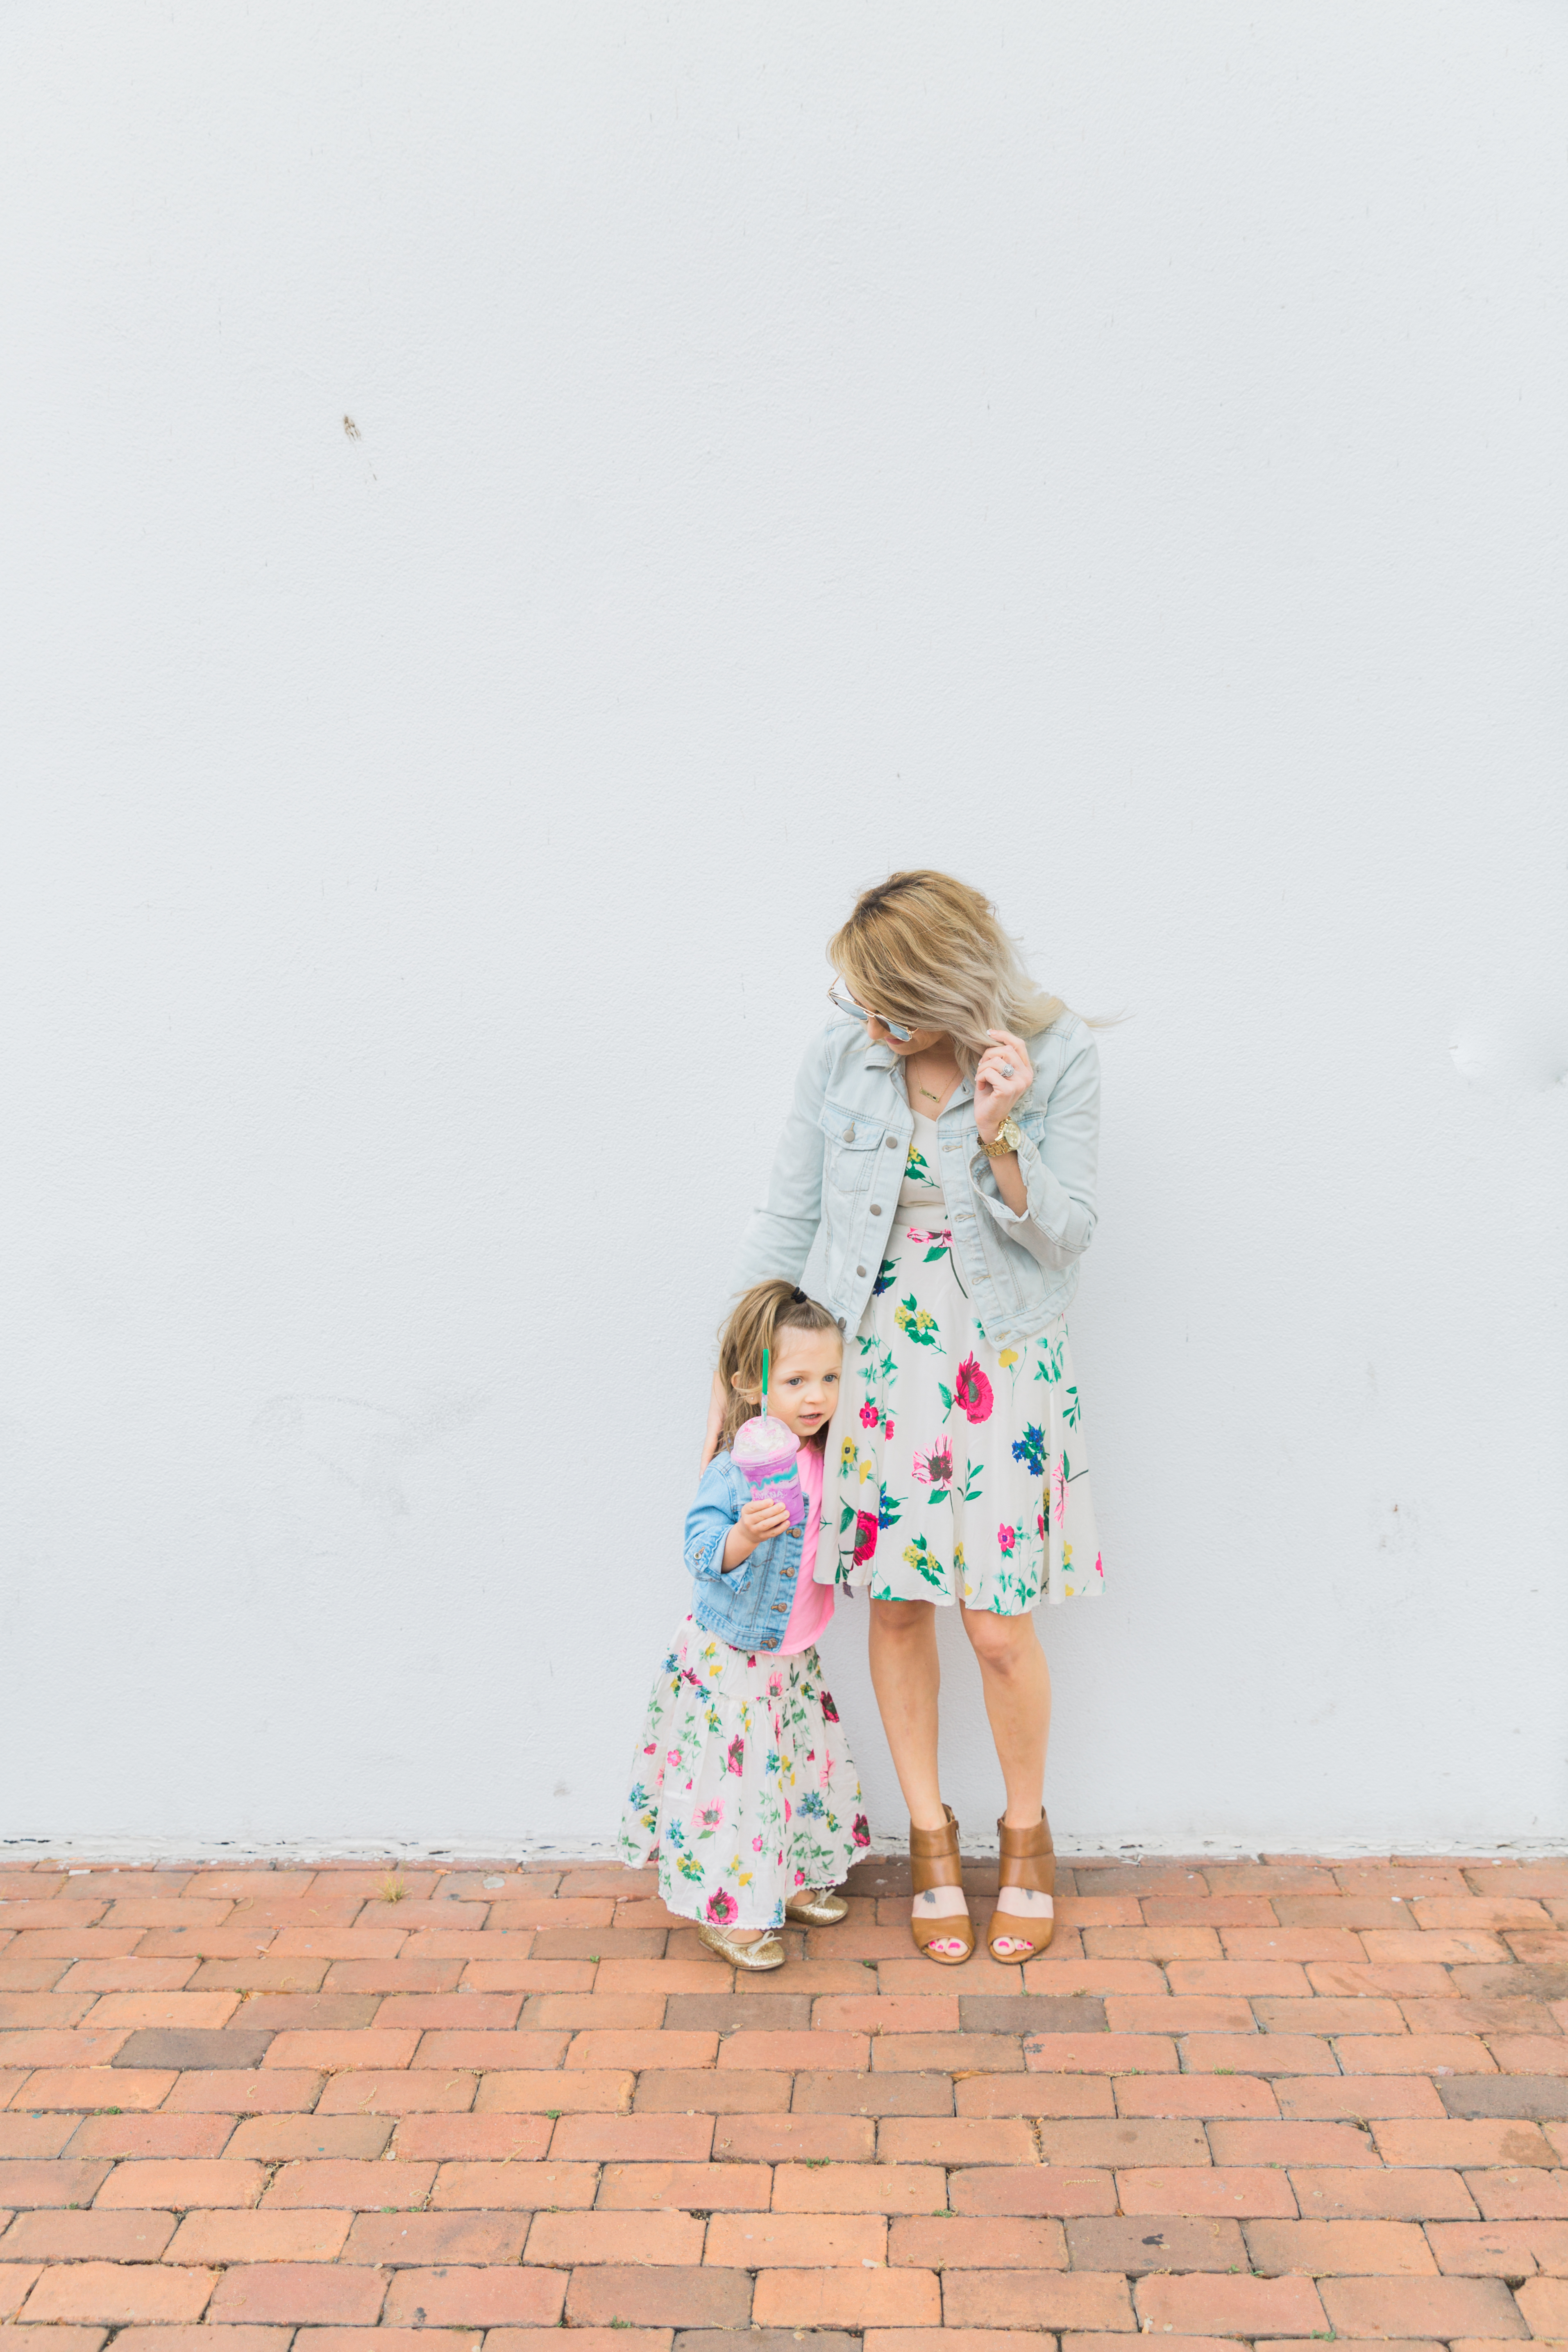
[905,1146,932,1184]
[1063,1385,1081,1427]
[922,1243,948,1263]
[894,1295,942,1349]
[901,1533,946,1588]
[1034,1335,1066,1385]
[840,1500,859,1535]
[960,1459,983,1504]
[937,1381,954,1419]
[871,1256,898,1296]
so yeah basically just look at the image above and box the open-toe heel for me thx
[910,1804,975,1966]
[986,1809,1055,1961]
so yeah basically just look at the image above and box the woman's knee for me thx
[870,1597,934,1642]
[962,1606,1039,1672]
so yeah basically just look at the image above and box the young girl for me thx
[618,1281,869,1969]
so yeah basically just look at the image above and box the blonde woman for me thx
[707,871,1103,1965]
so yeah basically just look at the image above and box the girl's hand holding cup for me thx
[735,1494,792,1557]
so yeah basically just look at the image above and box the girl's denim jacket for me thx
[728,1013,1100,1348]
[685,1448,817,1654]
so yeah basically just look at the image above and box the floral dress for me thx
[829,1109,1104,1614]
[618,1620,867,1931]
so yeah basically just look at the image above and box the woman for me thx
[706,870,1103,1965]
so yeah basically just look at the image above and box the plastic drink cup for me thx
[732,1412,805,1528]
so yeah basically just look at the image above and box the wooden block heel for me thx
[910,1804,975,1965]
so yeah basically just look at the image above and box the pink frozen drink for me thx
[732,1412,805,1528]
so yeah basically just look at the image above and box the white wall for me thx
[2,1,1564,1858]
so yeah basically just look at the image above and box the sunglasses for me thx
[828,983,914,1044]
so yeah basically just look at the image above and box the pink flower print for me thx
[642,1742,656,1756]
[695,1800,724,1832]
[706,1888,738,1926]
[997,1522,1017,1555]
[784,1799,792,1824]
[751,1834,764,1852]
[768,1673,783,1698]
[884,1417,895,1440]
[1094,1551,1104,1579]
[794,1868,807,1886]
[666,1748,682,1767]
[859,1401,880,1429]
[852,1510,879,1566]
[912,1441,954,1490]
[726,1735,744,1776]
[1052,1462,1067,1526]
[852,1812,870,1847]
[955,1355,994,1423]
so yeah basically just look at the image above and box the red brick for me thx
[98,2158,265,2209]
[262,2030,419,2071]
[1427,2219,1568,2274]
[96,1903,234,1931]
[1134,2274,1326,2335]
[1164,1962,1312,1996]
[1516,2277,1568,2333]
[0,2271,42,2322]
[1290,2166,1479,2218]
[877,2118,1035,2166]
[0,1955,69,1991]
[1116,2075,1277,2119]
[773,2161,944,2212]
[948,2166,1116,2217]
[261,2158,438,2208]
[1038,2121,1209,2166]
[1278,2075,1445,2118]
[19,2068,176,2112]
[52,1963,198,1996]
[1220,1928,1370,1960]
[79,1993,241,2030]
[528,2208,706,2263]
[1307,1962,1456,1998]
[164,2070,324,2113]
[942,2271,1136,2329]
[633,2068,792,2114]
[1491,2035,1568,2075]
[706,2211,884,2265]
[1,2211,178,2260]
[1103,1997,1256,2034]
[474,2068,633,2113]
[61,2116,233,2160]
[483,1899,615,1930]
[184,1962,329,1993]
[1467,2170,1568,2220]
[1119,2167,1296,2217]
[876,2033,1023,2074]
[0,2032,129,2069]
[21,2263,217,2324]
[381,2267,566,2327]
[1337,2033,1496,2074]
[1082,1926,1223,1960]
[1024,2033,1176,2075]
[1140,1898,1278,1926]
[1207,2121,1378,2166]
[552,2113,713,2162]
[0,2121,75,2159]
[1244,2217,1439,2272]
[1255,1996,1409,2036]
[1318,2276,1528,2338]
[0,2160,112,2207]
[1373,2119,1557,2166]
[430,2159,597,2209]
[391,2113,553,2161]
[561,2030,712,2070]
[890,2215,1067,2267]
[220,1902,369,1932]
[314,2069,474,2114]
[714,2030,865,2070]
[268,1932,408,1959]
[956,2075,1116,2118]
[1362,1929,1511,1963]
[711,2114,869,2163]
[0,1996,97,2029]
[223,2118,390,2161]
[1410,1899,1550,1930]
[752,2268,940,2327]
[1182,2034,1335,2074]
[590,1957,724,1994]
[563,2263,751,2327]
[342,2210,528,2263]
[207,2266,388,2325]
[596,2161,771,2209]
[812,1996,961,2034]
[163,2212,354,2263]
[0,1906,110,1935]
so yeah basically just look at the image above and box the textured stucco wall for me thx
[2,1,1564,1855]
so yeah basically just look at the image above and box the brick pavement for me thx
[1,1853,1565,2351]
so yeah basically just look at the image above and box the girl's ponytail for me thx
[717,1281,841,1453]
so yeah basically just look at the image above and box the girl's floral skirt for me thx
[829,1212,1105,1614]
[618,1616,868,1933]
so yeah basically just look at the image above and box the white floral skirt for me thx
[618,1616,869,1932]
[830,1212,1105,1613]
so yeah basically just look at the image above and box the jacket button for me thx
[885,1135,897,1147]
[843,1124,855,1142]
[856,1265,866,1278]
[837,1316,846,1330]
[869,1204,883,1217]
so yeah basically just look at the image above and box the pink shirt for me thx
[777,1443,835,1655]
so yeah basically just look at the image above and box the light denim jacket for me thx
[685,1448,818,1653]
[728,1014,1100,1347]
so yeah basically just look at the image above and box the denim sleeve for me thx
[971,1025,1100,1270]
[685,1456,750,1589]
[725,1024,833,1296]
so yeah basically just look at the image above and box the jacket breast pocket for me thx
[819,1101,884,1193]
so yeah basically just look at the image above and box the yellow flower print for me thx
[998,1349,1019,1369]
[840,1437,859,1469]
[859,1458,875,1485]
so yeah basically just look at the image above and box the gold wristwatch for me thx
[980,1116,1022,1160]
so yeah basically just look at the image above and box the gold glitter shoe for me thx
[785,1889,849,1925]
[697,1919,786,1971]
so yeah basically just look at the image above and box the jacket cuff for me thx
[969,1133,1090,1254]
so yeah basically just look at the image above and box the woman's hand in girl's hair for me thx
[721,1494,791,1573]
[974,1027,1034,1142]
[701,1367,728,1472]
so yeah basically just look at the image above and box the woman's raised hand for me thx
[974,1028,1033,1140]
[701,1365,728,1471]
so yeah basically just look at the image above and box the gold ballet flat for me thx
[785,1889,849,1925]
[697,1919,786,1971]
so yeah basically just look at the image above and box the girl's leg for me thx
[959,1605,1053,1956]
[869,1596,968,1957]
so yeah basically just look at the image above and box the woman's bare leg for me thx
[960,1605,1053,1956]
[868,1596,968,1957]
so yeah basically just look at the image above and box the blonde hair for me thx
[828,870,1068,1074]
[717,1280,841,1454]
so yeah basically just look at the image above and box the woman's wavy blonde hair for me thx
[828,870,1069,1074]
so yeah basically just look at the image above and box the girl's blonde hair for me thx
[828,870,1069,1075]
[718,1280,841,1454]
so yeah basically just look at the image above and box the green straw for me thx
[762,1345,769,1421]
